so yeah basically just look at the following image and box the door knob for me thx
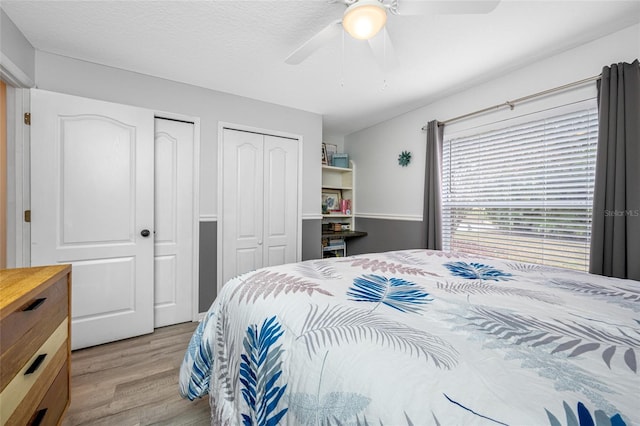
[141,229,151,237]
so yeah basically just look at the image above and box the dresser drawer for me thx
[0,274,68,392]
[27,361,69,426]
[0,319,68,426]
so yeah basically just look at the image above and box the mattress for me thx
[179,249,639,425]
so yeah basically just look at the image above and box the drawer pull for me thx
[29,408,48,426]
[22,297,47,311]
[25,353,47,375]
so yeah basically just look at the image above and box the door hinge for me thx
[24,210,31,223]
[24,113,31,125]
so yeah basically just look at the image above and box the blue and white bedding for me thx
[179,250,640,425]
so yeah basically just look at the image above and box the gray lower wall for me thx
[199,221,218,312]
[302,219,322,261]
[347,217,424,256]
[198,218,322,312]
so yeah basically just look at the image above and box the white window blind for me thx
[442,106,598,271]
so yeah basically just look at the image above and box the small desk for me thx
[321,230,368,239]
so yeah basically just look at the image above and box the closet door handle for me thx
[24,354,47,375]
[141,229,151,237]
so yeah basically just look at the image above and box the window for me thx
[442,105,598,271]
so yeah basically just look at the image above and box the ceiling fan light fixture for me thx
[342,0,387,40]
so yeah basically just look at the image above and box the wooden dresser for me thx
[0,265,71,426]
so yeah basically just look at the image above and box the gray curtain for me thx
[422,120,443,250]
[589,59,640,281]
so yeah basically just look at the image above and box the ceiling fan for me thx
[284,0,500,68]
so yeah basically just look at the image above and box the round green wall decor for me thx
[398,150,412,167]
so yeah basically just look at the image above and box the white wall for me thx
[323,135,345,154]
[0,9,35,86]
[346,23,640,220]
[34,51,323,219]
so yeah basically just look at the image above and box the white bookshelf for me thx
[321,161,364,258]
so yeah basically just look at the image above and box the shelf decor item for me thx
[325,143,337,165]
[322,190,342,211]
[332,153,349,168]
[340,199,352,214]
[321,143,328,165]
[398,150,412,167]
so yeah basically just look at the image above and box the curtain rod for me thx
[421,73,602,130]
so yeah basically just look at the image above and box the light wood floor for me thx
[61,322,211,426]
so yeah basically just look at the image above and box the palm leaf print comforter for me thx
[179,250,640,425]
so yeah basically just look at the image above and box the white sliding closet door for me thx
[222,130,264,284]
[153,118,195,327]
[263,135,299,267]
[221,128,299,287]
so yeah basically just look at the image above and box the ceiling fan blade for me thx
[396,0,500,15]
[368,28,398,71]
[285,20,343,65]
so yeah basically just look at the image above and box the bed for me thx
[179,249,639,425]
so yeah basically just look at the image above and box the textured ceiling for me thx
[2,0,639,138]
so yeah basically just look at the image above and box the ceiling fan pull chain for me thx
[382,27,388,90]
[383,27,387,67]
[340,30,345,87]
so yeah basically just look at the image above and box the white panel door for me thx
[153,118,194,327]
[221,128,299,288]
[222,129,264,285]
[30,89,154,350]
[263,136,298,267]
